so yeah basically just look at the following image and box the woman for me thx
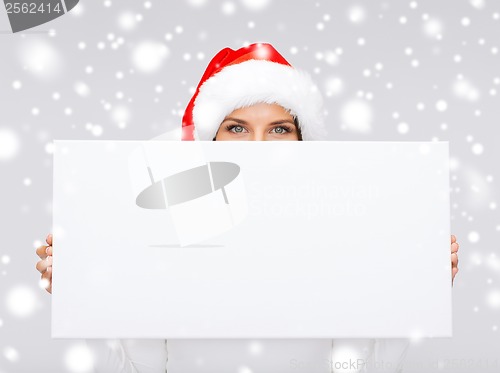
[36,43,460,372]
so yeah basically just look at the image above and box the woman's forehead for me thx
[226,103,293,118]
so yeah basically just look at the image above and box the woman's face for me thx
[214,103,300,141]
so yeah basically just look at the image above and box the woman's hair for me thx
[212,116,303,141]
[294,117,303,141]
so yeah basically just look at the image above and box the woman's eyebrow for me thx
[221,117,247,124]
[269,119,295,125]
[221,118,295,125]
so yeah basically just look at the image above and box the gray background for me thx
[0,0,499,372]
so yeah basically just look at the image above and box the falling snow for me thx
[1,255,10,264]
[0,128,21,161]
[187,0,208,8]
[131,41,169,73]
[4,347,20,362]
[5,286,38,318]
[436,100,448,112]
[222,1,236,15]
[1,1,499,371]
[423,17,443,39]
[340,100,373,133]
[20,38,63,79]
[468,231,480,243]
[348,5,366,24]
[397,122,410,134]
[324,77,344,97]
[240,0,271,11]
[64,344,95,373]
[453,77,480,101]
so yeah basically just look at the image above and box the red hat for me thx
[181,42,326,141]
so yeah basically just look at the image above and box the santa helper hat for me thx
[181,42,327,141]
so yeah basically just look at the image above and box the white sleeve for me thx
[330,338,410,373]
[363,339,410,373]
[85,339,168,373]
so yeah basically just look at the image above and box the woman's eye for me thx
[271,126,291,134]
[227,125,246,133]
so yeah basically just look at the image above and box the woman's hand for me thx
[451,234,459,286]
[35,233,53,294]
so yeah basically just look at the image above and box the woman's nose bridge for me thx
[252,132,266,141]
[249,128,266,141]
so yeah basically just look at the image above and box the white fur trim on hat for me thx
[192,59,327,140]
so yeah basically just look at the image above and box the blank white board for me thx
[52,141,452,338]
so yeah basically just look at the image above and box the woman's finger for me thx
[41,267,52,294]
[452,266,459,284]
[41,268,52,285]
[35,256,52,274]
[451,235,456,244]
[46,233,53,246]
[451,242,459,253]
[451,252,458,267]
[36,245,49,260]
